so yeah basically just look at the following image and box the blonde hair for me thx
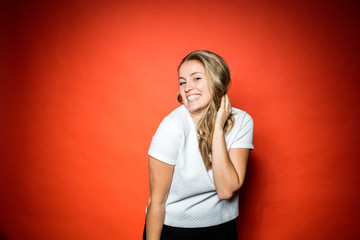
[177,50,235,170]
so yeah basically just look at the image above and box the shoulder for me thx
[228,107,254,149]
[164,105,191,132]
[149,106,187,165]
[167,105,187,121]
[154,105,189,136]
[232,107,253,127]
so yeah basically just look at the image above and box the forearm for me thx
[145,201,165,240]
[212,127,241,199]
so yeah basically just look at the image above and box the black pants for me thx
[143,220,238,240]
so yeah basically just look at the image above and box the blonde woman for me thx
[144,50,254,240]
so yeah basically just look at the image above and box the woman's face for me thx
[178,60,212,120]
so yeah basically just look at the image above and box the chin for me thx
[189,108,202,114]
[186,105,198,112]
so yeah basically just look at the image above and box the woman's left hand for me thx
[214,94,232,129]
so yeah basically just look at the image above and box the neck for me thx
[190,112,204,126]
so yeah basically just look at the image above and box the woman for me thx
[144,50,254,240]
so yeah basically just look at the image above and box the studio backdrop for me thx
[1,0,359,239]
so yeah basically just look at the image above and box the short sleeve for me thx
[148,117,182,165]
[231,112,254,149]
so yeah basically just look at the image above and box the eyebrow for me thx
[178,71,204,80]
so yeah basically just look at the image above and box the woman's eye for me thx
[195,77,201,81]
[179,82,186,86]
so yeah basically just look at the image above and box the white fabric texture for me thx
[148,105,254,228]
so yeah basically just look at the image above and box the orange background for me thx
[1,0,359,239]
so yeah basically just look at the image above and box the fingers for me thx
[215,94,232,128]
[224,94,231,111]
[219,94,232,113]
[219,95,225,109]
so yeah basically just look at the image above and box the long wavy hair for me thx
[177,50,235,170]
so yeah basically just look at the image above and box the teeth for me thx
[187,95,199,101]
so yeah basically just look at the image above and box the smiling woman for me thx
[178,60,212,123]
[144,50,254,240]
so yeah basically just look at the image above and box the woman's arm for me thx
[212,94,250,199]
[146,156,174,240]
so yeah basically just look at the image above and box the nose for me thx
[184,81,194,92]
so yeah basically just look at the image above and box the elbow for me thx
[217,188,237,200]
[218,191,235,200]
[147,196,167,208]
[217,182,244,200]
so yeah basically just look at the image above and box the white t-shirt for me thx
[148,105,254,228]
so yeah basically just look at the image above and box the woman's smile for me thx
[187,94,201,102]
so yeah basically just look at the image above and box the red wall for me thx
[1,0,359,239]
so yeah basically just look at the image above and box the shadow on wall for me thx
[0,229,9,240]
[236,154,266,238]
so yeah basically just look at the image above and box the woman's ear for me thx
[177,91,183,103]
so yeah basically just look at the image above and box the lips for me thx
[187,94,200,102]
